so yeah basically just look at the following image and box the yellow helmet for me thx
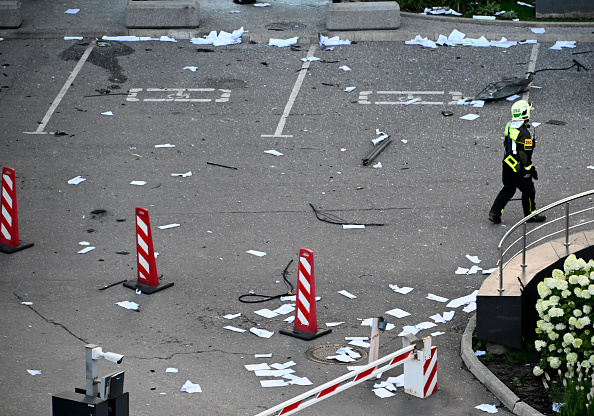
[511,100,532,120]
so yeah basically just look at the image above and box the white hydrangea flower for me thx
[579,290,591,299]
[580,316,591,326]
[549,344,557,352]
[564,254,579,273]
[569,317,578,327]
[575,287,583,297]
[535,340,547,351]
[555,323,566,331]
[569,275,579,285]
[549,295,560,305]
[549,357,561,369]
[548,331,559,341]
[578,275,590,286]
[574,309,583,317]
[589,355,594,365]
[549,308,564,318]
[567,352,578,363]
[572,338,583,348]
[538,281,552,298]
[584,305,592,314]
[557,280,569,291]
[533,366,544,376]
[563,333,575,344]
[562,289,571,298]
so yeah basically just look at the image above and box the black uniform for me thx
[489,121,539,223]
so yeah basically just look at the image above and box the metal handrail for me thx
[497,189,594,293]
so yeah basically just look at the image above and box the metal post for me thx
[564,202,570,247]
[521,222,527,268]
[85,344,99,398]
[369,317,380,364]
[498,246,504,293]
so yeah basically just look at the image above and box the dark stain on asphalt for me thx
[59,42,134,83]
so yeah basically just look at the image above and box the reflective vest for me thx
[503,123,533,173]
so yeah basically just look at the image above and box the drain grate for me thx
[305,344,368,365]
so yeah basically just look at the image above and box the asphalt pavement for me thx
[1,1,594,416]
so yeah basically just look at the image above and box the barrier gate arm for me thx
[254,343,416,416]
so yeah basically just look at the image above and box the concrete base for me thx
[125,0,200,29]
[326,1,400,31]
[536,0,594,19]
[0,1,22,29]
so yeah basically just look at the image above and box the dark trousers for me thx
[490,165,536,218]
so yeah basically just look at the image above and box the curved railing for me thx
[497,189,594,292]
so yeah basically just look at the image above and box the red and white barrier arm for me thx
[254,344,416,416]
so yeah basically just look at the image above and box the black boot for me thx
[488,213,501,224]
[527,214,546,223]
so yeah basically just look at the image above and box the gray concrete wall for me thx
[0,1,22,29]
[126,0,200,29]
[536,0,594,18]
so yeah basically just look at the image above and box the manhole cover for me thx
[305,344,368,365]
[266,22,307,31]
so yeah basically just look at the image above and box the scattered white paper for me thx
[447,290,478,308]
[255,308,279,318]
[475,350,486,356]
[339,65,351,71]
[158,224,180,230]
[455,267,470,275]
[506,94,520,101]
[78,246,95,254]
[246,250,267,257]
[160,36,177,42]
[520,40,538,44]
[155,144,175,148]
[65,9,80,14]
[273,304,294,315]
[531,28,545,34]
[374,381,396,391]
[552,403,565,412]
[482,268,497,275]
[431,331,446,336]
[427,293,449,303]
[191,28,244,46]
[224,312,241,320]
[476,403,498,413]
[431,311,455,323]
[116,301,139,310]
[517,1,534,7]
[387,374,404,386]
[224,326,246,333]
[386,308,411,319]
[326,322,344,327]
[404,98,420,105]
[269,37,299,48]
[349,339,371,348]
[338,290,357,299]
[245,363,270,371]
[101,111,113,116]
[473,15,495,20]
[319,35,351,46]
[180,380,202,393]
[344,87,356,93]
[260,380,288,387]
[270,361,296,369]
[171,172,192,177]
[343,224,365,229]
[398,325,420,336]
[301,57,321,62]
[254,3,271,7]
[166,368,178,373]
[460,114,480,121]
[372,162,382,169]
[264,150,283,156]
[250,327,274,338]
[422,6,462,16]
[464,302,477,313]
[468,265,482,274]
[68,176,86,185]
[130,181,146,186]
[64,36,83,40]
[416,321,438,330]
[531,122,541,127]
[286,376,313,385]
[327,354,355,363]
[550,41,576,50]
[389,285,414,294]
[588,166,594,170]
[373,387,395,398]
[255,353,272,358]
[21,301,33,305]
[183,66,198,72]
[255,369,294,377]
[79,241,90,246]
[27,369,42,375]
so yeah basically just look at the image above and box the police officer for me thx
[488,100,546,224]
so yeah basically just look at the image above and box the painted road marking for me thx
[127,88,231,102]
[24,42,95,135]
[358,91,463,105]
[262,43,317,138]
[523,43,540,102]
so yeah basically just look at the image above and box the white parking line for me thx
[23,42,95,135]
[262,44,317,138]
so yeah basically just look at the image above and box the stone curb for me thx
[461,314,546,416]
[402,11,594,27]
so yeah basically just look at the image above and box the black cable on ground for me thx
[238,260,294,303]
[531,58,589,74]
[309,203,384,226]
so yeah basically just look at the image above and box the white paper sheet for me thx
[180,380,202,393]
[455,267,470,275]
[273,304,294,315]
[286,376,313,385]
[68,176,86,185]
[349,339,371,348]
[191,28,244,46]
[531,28,545,34]
[116,301,139,310]
[416,321,438,330]
[338,290,356,299]
[130,181,146,186]
[427,293,449,302]
[319,35,351,46]
[475,403,498,413]
[183,66,198,72]
[550,41,576,50]
[264,150,283,156]
[171,172,192,177]
[64,36,83,40]
[250,327,274,338]
[398,326,420,336]
[255,353,272,358]
[21,302,33,305]
[27,369,42,375]
[158,224,180,230]
[386,308,411,318]
[344,87,356,92]
[223,325,246,333]
[255,308,279,318]
[389,285,414,294]
[464,302,477,313]
[339,65,351,71]
[78,246,95,254]
[246,250,267,257]
[260,380,288,387]
[446,290,478,308]
[245,363,270,371]
[482,268,497,275]
[166,368,178,373]
[343,224,365,229]
[431,331,446,336]
[101,111,113,116]
[460,114,480,121]
[387,374,404,386]
[327,354,356,362]
[255,369,295,377]
[65,9,80,14]
[506,94,520,101]
[326,322,344,327]
[473,15,495,20]
[155,143,175,148]
[270,361,296,369]
[373,387,395,398]
[345,336,369,341]
[269,37,299,47]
